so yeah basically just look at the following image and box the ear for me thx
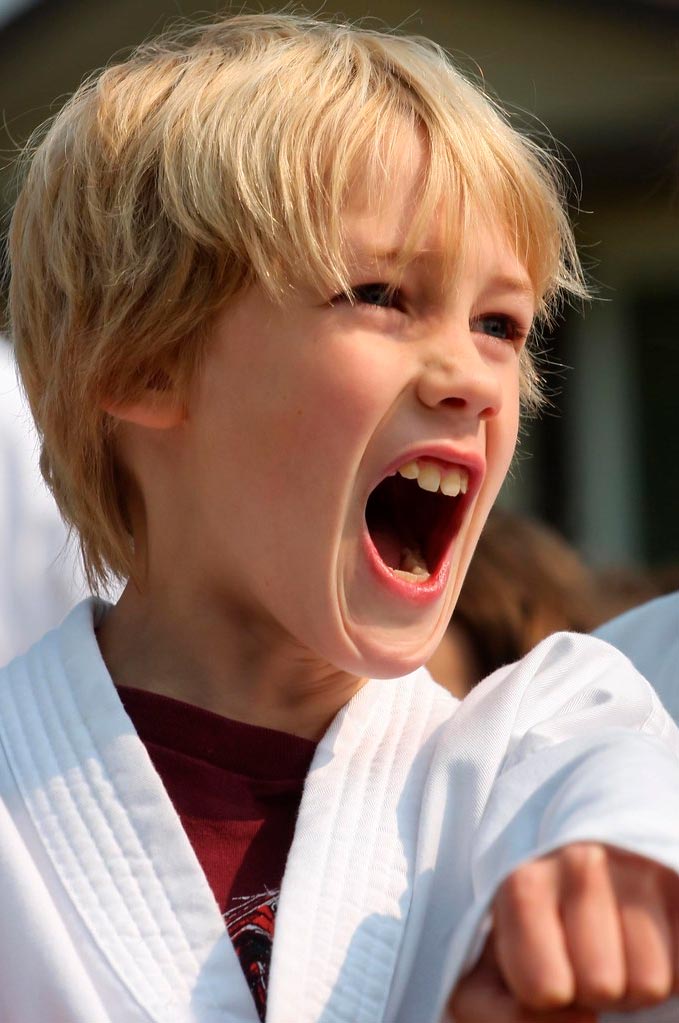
[103,394,186,430]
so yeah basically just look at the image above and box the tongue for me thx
[371,527,403,570]
[399,545,429,575]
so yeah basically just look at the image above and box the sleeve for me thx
[471,632,679,894]
[398,632,679,1023]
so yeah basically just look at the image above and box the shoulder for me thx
[0,601,108,799]
[0,597,109,680]
[594,592,679,723]
[482,629,650,709]
[441,629,665,764]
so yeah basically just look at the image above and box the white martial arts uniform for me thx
[595,592,679,1023]
[2,599,679,1023]
[0,340,89,665]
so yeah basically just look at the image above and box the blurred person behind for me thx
[596,590,679,727]
[649,562,679,596]
[594,563,661,622]
[594,563,679,727]
[428,508,610,695]
[0,337,90,664]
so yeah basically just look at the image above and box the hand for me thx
[448,942,596,1022]
[448,843,679,1021]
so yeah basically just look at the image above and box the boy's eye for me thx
[471,313,525,343]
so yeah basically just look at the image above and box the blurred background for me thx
[1,0,678,575]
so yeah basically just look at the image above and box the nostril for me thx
[479,403,500,420]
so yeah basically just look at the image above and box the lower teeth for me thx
[394,545,429,580]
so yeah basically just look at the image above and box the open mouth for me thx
[365,459,469,582]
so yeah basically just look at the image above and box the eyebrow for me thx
[347,244,536,302]
[348,245,402,266]
[350,246,533,284]
[477,277,536,314]
[485,274,535,298]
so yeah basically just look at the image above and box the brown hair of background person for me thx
[428,509,609,695]
[647,563,679,598]
[594,565,661,623]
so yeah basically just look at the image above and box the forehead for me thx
[341,129,428,253]
[340,128,534,298]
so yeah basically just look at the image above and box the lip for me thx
[361,443,485,604]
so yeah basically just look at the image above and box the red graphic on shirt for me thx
[224,890,278,1021]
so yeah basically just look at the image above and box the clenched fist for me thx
[449,844,679,1022]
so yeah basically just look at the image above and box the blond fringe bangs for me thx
[142,20,586,310]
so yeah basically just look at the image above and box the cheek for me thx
[457,385,520,566]
[220,358,387,551]
[284,352,393,461]
[490,378,521,479]
[499,406,521,477]
[454,410,518,592]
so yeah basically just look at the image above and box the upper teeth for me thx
[396,459,468,496]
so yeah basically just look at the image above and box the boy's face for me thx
[177,132,534,679]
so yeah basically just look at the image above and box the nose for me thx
[416,328,503,421]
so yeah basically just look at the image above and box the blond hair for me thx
[7,11,587,589]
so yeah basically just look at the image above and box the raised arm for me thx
[389,633,679,1023]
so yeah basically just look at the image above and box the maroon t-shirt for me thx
[117,686,317,1022]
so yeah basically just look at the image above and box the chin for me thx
[333,625,444,681]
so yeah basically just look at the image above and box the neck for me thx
[96,582,365,741]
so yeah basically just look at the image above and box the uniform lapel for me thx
[0,599,257,1023]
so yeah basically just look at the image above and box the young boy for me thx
[5,12,679,1023]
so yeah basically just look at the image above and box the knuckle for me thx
[576,973,626,1007]
[560,842,608,879]
[501,959,575,1011]
[626,986,673,1010]
[627,969,674,1007]
[519,981,572,1012]
[500,863,546,914]
[559,843,611,894]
